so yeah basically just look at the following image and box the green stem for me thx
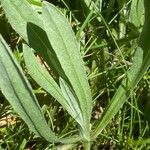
[84,141,91,150]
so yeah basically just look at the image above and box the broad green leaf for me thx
[92,0,150,138]
[42,2,92,140]
[129,0,144,28]
[0,35,57,142]
[23,44,83,127]
[1,0,67,80]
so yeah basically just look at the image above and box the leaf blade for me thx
[1,0,66,80]
[0,35,57,142]
[23,44,83,127]
[42,2,92,140]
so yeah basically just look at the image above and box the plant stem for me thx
[84,141,91,150]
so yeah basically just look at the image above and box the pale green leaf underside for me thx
[42,2,92,139]
[0,35,57,142]
[1,0,93,141]
[23,44,83,127]
[129,0,144,27]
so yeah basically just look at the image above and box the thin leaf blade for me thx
[0,35,57,142]
[92,47,145,138]
[92,0,150,138]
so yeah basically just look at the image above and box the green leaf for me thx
[42,2,92,140]
[23,44,83,127]
[1,0,67,80]
[0,35,57,142]
[59,77,83,125]
[129,0,144,28]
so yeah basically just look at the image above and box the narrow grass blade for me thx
[42,2,92,140]
[1,0,67,80]
[92,47,144,138]
[92,0,150,138]
[23,44,83,127]
[0,35,57,142]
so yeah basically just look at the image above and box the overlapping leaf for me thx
[0,0,66,80]
[1,0,93,140]
[42,2,92,140]
[23,44,83,127]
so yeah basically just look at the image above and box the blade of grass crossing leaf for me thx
[42,2,92,140]
[23,44,83,127]
[0,35,57,142]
